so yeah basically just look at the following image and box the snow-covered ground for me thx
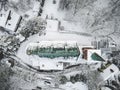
[16,30,92,69]
[1,0,119,90]
[16,0,96,71]
[60,82,88,90]
[41,0,65,20]
[41,0,87,33]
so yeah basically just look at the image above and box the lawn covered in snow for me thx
[60,82,88,90]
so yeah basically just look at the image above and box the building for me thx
[46,19,60,32]
[26,41,80,59]
[100,47,118,60]
[32,60,64,71]
[100,48,112,61]
[100,64,119,81]
[0,10,22,32]
[91,38,116,49]
[82,47,93,60]
[27,41,80,71]
[91,39,109,49]
[82,46,104,61]
[87,49,104,61]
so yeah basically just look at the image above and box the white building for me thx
[46,19,59,32]
[27,41,79,71]
[100,64,119,81]
[0,10,22,32]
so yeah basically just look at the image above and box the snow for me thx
[9,66,48,90]
[41,0,65,20]
[17,31,92,68]
[61,20,86,33]
[16,2,93,70]
[41,0,89,35]
[1,0,117,90]
[60,82,88,90]
[93,0,110,10]
[101,87,111,90]
[33,1,40,12]
[12,0,40,21]
[37,61,63,70]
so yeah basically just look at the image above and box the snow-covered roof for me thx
[32,60,64,70]
[60,82,88,90]
[101,64,119,81]
[0,10,21,32]
[46,19,59,32]
[5,10,21,31]
[22,1,40,20]
[27,41,78,49]
[0,10,9,27]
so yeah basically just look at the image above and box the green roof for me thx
[91,53,105,61]
[27,47,80,58]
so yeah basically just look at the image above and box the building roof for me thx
[32,59,64,70]
[5,10,21,32]
[91,52,105,61]
[26,41,80,58]
[100,64,119,81]
[87,49,102,61]
[0,10,21,32]
[46,19,59,32]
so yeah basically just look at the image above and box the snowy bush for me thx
[0,35,20,57]
[69,74,87,84]
[70,76,76,83]
[20,17,47,38]
[59,76,68,84]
